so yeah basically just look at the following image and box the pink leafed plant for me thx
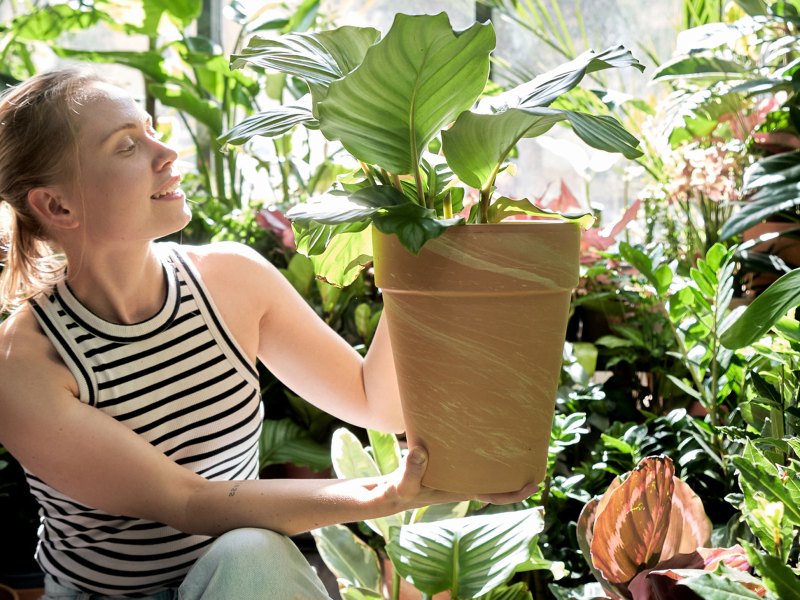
[576,456,764,599]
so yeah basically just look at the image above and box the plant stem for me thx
[479,187,492,223]
[414,166,427,208]
[443,191,454,219]
[392,571,400,600]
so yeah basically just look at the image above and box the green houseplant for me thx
[227,12,644,493]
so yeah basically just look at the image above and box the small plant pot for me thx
[0,584,19,600]
[374,222,580,493]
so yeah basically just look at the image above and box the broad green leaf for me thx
[306,226,372,288]
[486,197,594,228]
[652,54,750,82]
[53,48,168,83]
[743,542,800,599]
[733,442,800,525]
[680,571,763,599]
[412,501,471,523]
[219,106,317,145]
[287,186,407,225]
[330,428,405,539]
[148,83,222,134]
[503,45,644,109]
[386,508,544,597]
[721,151,800,240]
[372,204,461,255]
[477,582,533,599]
[311,525,382,593]
[443,107,640,191]
[259,418,331,471]
[720,269,800,349]
[367,429,401,476]
[232,26,380,86]
[144,0,201,30]
[11,4,110,41]
[318,13,495,174]
[294,220,369,256]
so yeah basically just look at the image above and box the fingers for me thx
[478,481,538,505]
[394,446,428,498]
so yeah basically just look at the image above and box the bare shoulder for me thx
[177,241,279,283]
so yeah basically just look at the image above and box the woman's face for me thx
[67,82,191,246]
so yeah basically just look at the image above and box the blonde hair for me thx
[0,67,103,315]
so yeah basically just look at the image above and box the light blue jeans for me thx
[42,528,331,599]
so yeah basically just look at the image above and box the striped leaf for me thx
[386,508,544,597]
[590,456,675,585]
[311,524,382,593]
[660,477,712,561]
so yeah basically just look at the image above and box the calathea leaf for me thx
[287,185,405,225]
[659,477,712,560]
[372,204,462,255]
[231,26,380,86]
[218,105,317,145]
[317,12,495,175]
[504,45,645,109]
[487,197,594,228]
[311,524,382,593]
[590,456,675,585]
[386,508,544,598]
[720,150,800,240]
[443,106,641,191]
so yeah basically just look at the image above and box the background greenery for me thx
[0,0,798,598]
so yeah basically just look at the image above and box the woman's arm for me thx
[188,242,405,433]
[0,309,532,537]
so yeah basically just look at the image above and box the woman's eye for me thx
[120,139,137,153]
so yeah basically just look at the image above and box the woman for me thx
[0,68,534,599]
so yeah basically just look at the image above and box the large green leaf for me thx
[11,4,110,41]
[306,227,373,288]
[52,48,168,83]
[652,54,750,82]
[733,442,800,526]
[720,269,800,349]
[288,186,407,225]
[443,107,641,190]
[507,45,644,109]
[743,542,800,599]
[367,429,401,476]
[219,106,317,145]
[317,12,495,175]
[372,204,461,255]
[311,524,382,593]
[679,571,763,599]
[330,428,405,539]
[721,151,800,240]
[232,26,380,86]
[258,418,331,471]
[148,83,222,134]
[386,508,544,597]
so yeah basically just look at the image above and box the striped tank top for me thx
[27,242,263,596]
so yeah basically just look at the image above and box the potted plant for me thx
[225,12,644,493]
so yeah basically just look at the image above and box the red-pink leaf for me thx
[697,545,750,571]
[578,498,632,599]
[659,477,711,561]
[591,456,675,585]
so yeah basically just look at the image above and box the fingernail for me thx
[409,448,426,465]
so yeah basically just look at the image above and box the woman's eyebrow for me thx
[100,114,153,145]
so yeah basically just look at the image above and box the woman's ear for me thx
[27,187,79,231]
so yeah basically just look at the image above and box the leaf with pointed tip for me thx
[742,542,800,599]
[720,268,800,349]
[330,428,405,539]
[231,26,380,86]
[367,429,401,476]
[218,106,317,145]
[311,524,382,593]
[443,107,641,190]
[496,45,645,109]
[721,151,800,240]
[488,197,594,228]
[652,54,749,83]
[591,456,676,585]
[317,12,495,175]
[659,477,712,561]
[373,204,462,255]
[386,508,544,597]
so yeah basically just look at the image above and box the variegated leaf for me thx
[591,456,675,585]
[660,477,712,561]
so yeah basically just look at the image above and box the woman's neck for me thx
[63,243,167,325]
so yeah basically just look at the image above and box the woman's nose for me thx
[153,139,178,171]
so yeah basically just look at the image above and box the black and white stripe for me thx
[28,243,263,596]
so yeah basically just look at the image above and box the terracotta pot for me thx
[373,222,580,494]
[0,584,19,600]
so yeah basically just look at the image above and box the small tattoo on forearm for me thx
[228,484,240,497]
